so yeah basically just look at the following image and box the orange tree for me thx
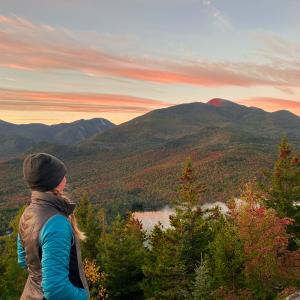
[260,138,300,250]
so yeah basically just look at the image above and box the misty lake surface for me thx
[133,201,229,232]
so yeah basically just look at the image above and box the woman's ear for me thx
[55,176,67,192]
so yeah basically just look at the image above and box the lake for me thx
[133,201,229,232]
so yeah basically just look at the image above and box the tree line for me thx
[0,138,300,299]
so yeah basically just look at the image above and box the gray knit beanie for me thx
[23,152,67,192]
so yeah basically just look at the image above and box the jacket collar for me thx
[31,190,76,216]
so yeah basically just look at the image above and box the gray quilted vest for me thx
[18,190,89,300]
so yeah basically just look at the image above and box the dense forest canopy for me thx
[1,139,300,299]
[2,100,300,219]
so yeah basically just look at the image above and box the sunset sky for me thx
[1,0,300,125]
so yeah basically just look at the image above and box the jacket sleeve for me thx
[17,233,28,269]
[39,214,88,300]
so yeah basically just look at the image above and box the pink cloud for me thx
[237,97,300,115]
[0,88,172,113]
[0,15,34,28]
[0,15,299,89]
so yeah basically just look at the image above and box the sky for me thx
[0,0,300,125]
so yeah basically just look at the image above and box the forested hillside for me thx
[1,140,300,299]
[1,99,300,214]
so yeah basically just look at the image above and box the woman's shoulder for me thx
[39,214,73,245]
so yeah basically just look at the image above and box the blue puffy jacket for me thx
[17,214,88,300]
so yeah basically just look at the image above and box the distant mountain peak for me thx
[0,117,116,160]
[207,98,239,107]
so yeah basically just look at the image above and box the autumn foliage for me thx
[229,185,300,298]
[83,258,107,300]
[1,140,300,299]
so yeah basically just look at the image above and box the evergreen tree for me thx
[100,214,146,300]
[192,259,213,300]
[261,138,300,249]
[172,159,211,276]
[142,159,213,299]
[207,218,246,297]
[142,223,188,300]
[76,191,90,229]
[75,190,108,298]
[0,206,27,299]
[75,191,103,259]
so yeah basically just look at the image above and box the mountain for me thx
[0,118,115,160]
[81,99,300,149]
[1,99,300,214]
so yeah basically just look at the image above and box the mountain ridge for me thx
[1,99,300,213]
[81,99,300,149]
[0,117,115,160]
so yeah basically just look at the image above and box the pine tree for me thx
[75,191,107,298]
[142,159,213,299]
[261,138,300,249]
[192,259,213,300]
[0,206,27,299]
[142,223,188,300]
[172,158,211,276]
[207,218,245,296]
[76,191,90,229]
[75,191,103,259]
[100,214,146,300]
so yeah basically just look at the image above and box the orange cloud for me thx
[1,15,299,89]
[0,88,172,113]
[236,97,300,115]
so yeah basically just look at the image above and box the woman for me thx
[17,152,89,300]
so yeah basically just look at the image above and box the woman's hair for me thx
[51,187,86,241]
